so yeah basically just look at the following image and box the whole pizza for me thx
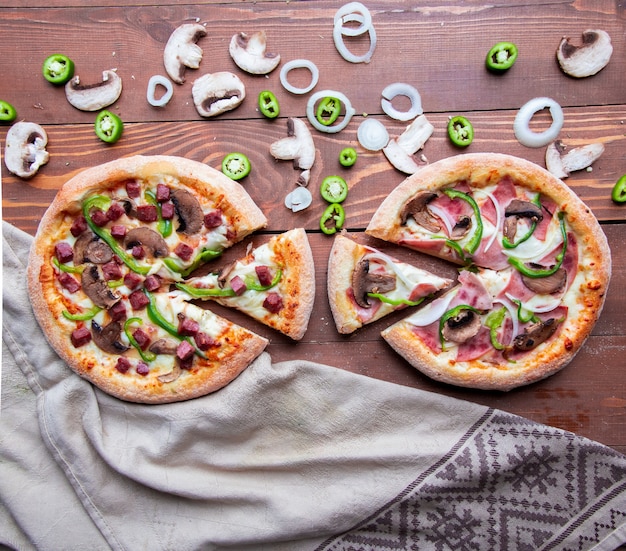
[27,155,315,403]
[330,153,611,391]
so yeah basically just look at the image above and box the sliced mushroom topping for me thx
[170,189,204,235]
[4,122,49,179]
[73,231,97,265]
[91,320,129,354]
[157,363,182,384]
[503,199,544,242]
[216,260,237,288]
[81,264,121,309]
[399,191,440,232]
[123,227,169,257]
[229,31,281,75]
[149,338,180,355]
[545,140,605,179]
[557,30,613,78]
[351,258,396,309]
[270,117,315,171]
[521,268,567,295]
[441,309,482,344]
[192,72,245,118]
[513,318,558,351]
[451,215,472,240]
[163,23,207,84]
[84,240,114,264]
[65,70,122,111]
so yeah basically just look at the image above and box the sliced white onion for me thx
[426,204,454,237]
[334,2,372,37]
[306,90,355,134]
[405,287,460,327]
[279,59,319,95]
[333,13,377,63]
[284,186,312,212]
[473,188,501,253]
[513,97,564,148]
[381,83,423,121]
[505,292,562,315]
[501,216,563,261]
[493,298,519,345]
[147,75,174,107]
[357,118,389,150]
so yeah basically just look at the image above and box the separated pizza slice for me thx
[176,228,315,340]
[327,234,453,334]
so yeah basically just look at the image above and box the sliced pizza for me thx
[327,233,453,334]
[175,228,315,340]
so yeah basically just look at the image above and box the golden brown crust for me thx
[27,155,269,403]
[370,153,611,390]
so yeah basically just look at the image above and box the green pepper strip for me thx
[144,290,206,359]
[367,294,426,307]
[83,196,151,275]
[95,110,124,144]
[52,257,84,274]
[316,96,342,126]
[0,100,17,122]
[502,194,542,249]
[511,298,540,324]
[508,211,567,278]
[163,248,222,278]
[62,305,102,321]
[443,189,483,255]
[339,147,357,167]
[258,90,280,119]
[42,54,75,85]
[485,307,507,350]
[176,268,283,298]
[124,317,157,363]
[320,203,345,235]
[439,304,482,350]
[611,175,626,204]
[145,190,173,237]
[486,42,518,72]
[447,116,474,147]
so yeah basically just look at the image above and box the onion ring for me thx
[357,118,389,151]
[306,90,355,134]
[279,59,319,95]
[146,75,174,107]
[381,82,423,121]
[513,97,564,148]
[334,2,372,37]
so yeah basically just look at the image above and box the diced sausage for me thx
[90,209,109,227]
[102,261,123,281]
[143,274,161,292]
[230,275,247,296]
[174,242,194,261]
[203,209,223,229]
[106,202,126,221]
[70,215,88,237]
[255,265,273,287]
[58,272,81,293]
[128,290,150,310]
[115,357,131,373]
[176,340,195,361]
[71,326,91,348]
[132,328,151,350]
[110,225,127,239]
[136,205,158,222]
[55,242,74,263]
[108,301,127,322]
[161,202,175,220]
[195,331,219,350]
[263,292,283,314]
[156,183,170,202]
[131,245,145,259]
[123,272,143,290]
[136,362,150,376]
[125,180,141,198]
[177,315,199,336]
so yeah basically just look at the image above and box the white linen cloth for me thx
[2,221,626,551]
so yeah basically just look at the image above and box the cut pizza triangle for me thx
[176,228,315,340]
[327,233,454,334]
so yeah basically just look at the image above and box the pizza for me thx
[327,233,452,334]
[27,154,280,404]
[177,228,315,340]
[365,153,611,390]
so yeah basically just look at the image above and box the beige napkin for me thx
[2,221,626,551]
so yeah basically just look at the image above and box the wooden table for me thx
[2,1,625,454]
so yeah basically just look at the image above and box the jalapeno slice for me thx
[42,54,75,85]
[320,203,345,235]
[320,175,348,203]
[0,100,17,122]
[222,152,251,180]
[316,96,342,126]
[486,42,518,72]
[258,90,280,119]
[611,175,626,203]
[95,110,124,144]
[339,147,357,167]
[448,116,474,147]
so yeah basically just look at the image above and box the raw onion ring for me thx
[334,2,372,37]
[381,83,423,121]
[357,118,389,150]
[306,90,355,134]
[513,97,564,148]
[147,75,174,107]
[406,288,459,327]
[333,8,377,63]
[279,59,319,95]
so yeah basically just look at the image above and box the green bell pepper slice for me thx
[176,268,282,298]
[486,42,518,72]
[62,305,102,321]
[320,175,348,203]
[124,317,157,363]
[502,194,542,249]
[95,110,124,144]
[367,294,426,307]
[485,307,507,350]
[320,203,345,235]
[339,147,357,167]
[316,96,341,126]
[443,189,483,255]
[145,189,173,238]
[258,90,280,119]
[42,54,75,85]
[447,116,474,147]
[163,248,222,278]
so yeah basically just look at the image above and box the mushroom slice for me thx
[4,122,49,179]
[91,320,129,354]
[441,309,482,344]
[557,30,613,78]
[150,338,180,355]
[65,70,122,111]
[545,140,605,179]
[170,189,204,235]
[270,117,315,171]
[513,318,559,351]
[124,227,169,257]
[192,72,245,118]
[229,31,281,75]
[157,363,182,384]
[399,191,440,232]
[351,258,396,309]
[382,115,434,174]
[521,268,567,295]
[163,23,207,84]
[81,264,121,309]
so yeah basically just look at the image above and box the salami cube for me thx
[176,340,195,361]
[178,316,199,336]
[102,261,123,281]
[70,215,88,237]
[132,329,151,350]
[229,275,247,296]
[125,180,141,198]
[115,357,131,373]
[54,242,74,263]
[124,272,143,290]
[136,205,158,223]
[156,183,170,202]
[195,331,219,351]
[143,274,161,292]
[58,272,81,293]
[110,225,127,239]
[263,292,283,314]
[106,202,126,221]
[174,242,194,261]
[108,301,127,322]
[132,245,145,259]
[136,362,150,376]
[71,326,91,348]
[129,290,150,310]
[161,202,175,220]
[203,209,223,229]
[90,208,109,227]
[255,265,273,287]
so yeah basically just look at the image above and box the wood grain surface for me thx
[2,1,625,453]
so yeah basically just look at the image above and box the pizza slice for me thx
[327,234,453,334]
[176,228,315,340]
